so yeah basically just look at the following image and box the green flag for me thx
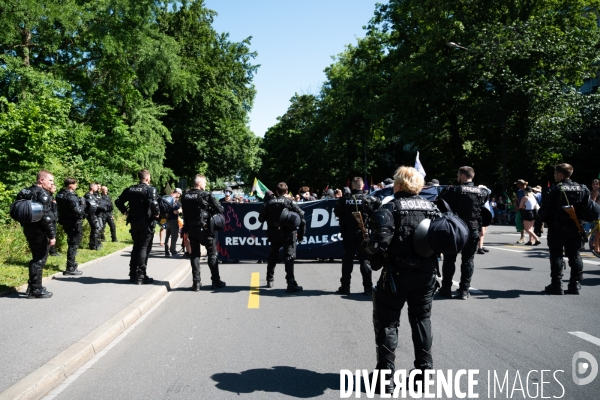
[251,178,269,199]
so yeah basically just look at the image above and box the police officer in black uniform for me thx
[16,170,57,299]
[364,166,442,393]
[48,183,60,256]
[56,177,86,275]
[334,176,380,294]
[115,169,160,284]
[94,183,107,242]
[438,166,487,299]
[84,183,102,250]
[180,174,226,291]
[100,186,118,242]
[258,182,305,292]
[538,163,590,295]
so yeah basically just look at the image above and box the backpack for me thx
[158,195,174,219]
[10,200,44,224]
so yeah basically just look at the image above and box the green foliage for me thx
[0,0,259,214]
[261,0,600,192]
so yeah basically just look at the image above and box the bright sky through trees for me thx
[204,0,384,137]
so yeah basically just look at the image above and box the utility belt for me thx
[392,255,435,270]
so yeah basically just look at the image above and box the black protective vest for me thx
[119,184,159,221]
[440,183,487,230]
[334,190,377,231]
[390,194,441,258]
[265,196,292,227]
[56,189,84,224]
[541,180,590,231]
[181,189,212,227]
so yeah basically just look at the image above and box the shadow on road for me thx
[211,366,338,398]
[581,277,600,287]
[483,266,533,271]
[53,276,167,286]
[474,289,546,299]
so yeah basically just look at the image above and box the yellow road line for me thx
[247,272,260,309]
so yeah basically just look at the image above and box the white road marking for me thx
[569,332,600,348]
[42,271,191,399]
[486,246,600,266]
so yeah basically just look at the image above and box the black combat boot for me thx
[211,280,226,290]
[454,288,470,300]
[437,286,452,298]
[545,280,564,295]
[286,281,303,293]
[565,281,581,295]
[266,280,274,288]
[371,345,395,395]
[192,281,201,291]
[336,285,350,295]
[63,267,83,276]
[28,285,53,299]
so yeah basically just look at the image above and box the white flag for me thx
[414,151,426,177]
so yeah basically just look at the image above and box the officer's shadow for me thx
[192,285,372,301]
[211,366,339,398]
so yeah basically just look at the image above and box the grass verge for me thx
[0,214,133,293]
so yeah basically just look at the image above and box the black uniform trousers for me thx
[129,218,155,279]
[86,215,101,250]
[97,213,106,240]
[103,213,117,241]
[441,229,479,291]
[266,229,297,284]
[23,226,49,288]
[187,227,220,283]
[373,266,436,374]
[63,221,83,269]
[341,229,372,289]
[547,228,583,284]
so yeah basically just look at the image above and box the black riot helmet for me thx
[363,208,394,255]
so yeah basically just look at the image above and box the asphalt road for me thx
[46,226,600,399]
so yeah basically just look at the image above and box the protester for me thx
[532,185,544,237]
[591,179,599,203]
[514,179,528,243]
[519,187,541,245]
[496,197,508,225]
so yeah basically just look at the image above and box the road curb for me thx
[0,245,134,297]
[0,260,190,400]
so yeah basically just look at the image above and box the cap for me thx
[174,188,182,194]
[532,185,542,193]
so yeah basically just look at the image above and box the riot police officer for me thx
[538,163,591,295]
[48,183,60,256]
[16,170,57,299]
[180,174,226,291]
[100,186,118,242]
[258,182,305,292]
[115,169,160,284]
[438,166,488,299]
[84,183,102,250]
[94,183,107,241]
[334,176,380,294]
[56,178,86,275]
[364,166,442,393]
